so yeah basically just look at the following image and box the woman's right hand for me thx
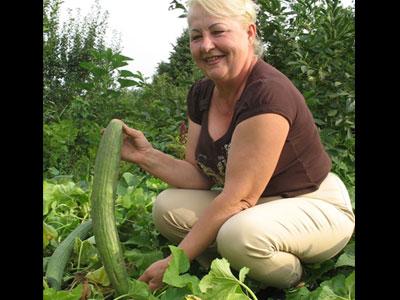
[120,123,153,165]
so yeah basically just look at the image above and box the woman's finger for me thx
[148,280,161,292]
[122,124,142,137]
[138,272,150,283]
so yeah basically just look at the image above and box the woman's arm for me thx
[121,119,212,189]
[177,113,290,260]
[138,113,289,291]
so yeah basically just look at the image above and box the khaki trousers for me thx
[152,172,355,288]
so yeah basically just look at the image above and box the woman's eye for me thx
[213,30,224,35]
[191,35,201,41]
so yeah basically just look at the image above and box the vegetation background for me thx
[43,0,355,299]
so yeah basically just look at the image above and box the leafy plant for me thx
[286,271,355,300]
[257,0,355,195]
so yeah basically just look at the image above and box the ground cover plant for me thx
[43,171,354,299]
[43,0,355,298]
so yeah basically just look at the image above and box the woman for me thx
[119,0,355,291]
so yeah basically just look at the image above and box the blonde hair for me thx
[186,0,264,57]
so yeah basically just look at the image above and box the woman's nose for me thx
[200,35,215,53]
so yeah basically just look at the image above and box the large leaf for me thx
[161,287,192,300]
[163,246,200,293]
[73,238,99,266]
[286,271,355,300]
[198,258,254,300]
[318,272,355,299]
[86,266,110,286]
[43,284,83,300]
[128,278,158,300]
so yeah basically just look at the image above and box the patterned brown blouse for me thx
[186,59,331,198]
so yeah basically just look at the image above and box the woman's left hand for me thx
[138,257,171,291]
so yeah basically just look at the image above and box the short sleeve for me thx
[235,79,301,127]
[186,82,202,124]
[186,79,214,125]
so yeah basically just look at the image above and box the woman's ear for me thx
[247,23,257,43]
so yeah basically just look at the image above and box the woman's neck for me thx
[213,55,258,106]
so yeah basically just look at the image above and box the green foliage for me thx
[43,175,260,299]
[335,241,355,268]
[156,29,203,88]
[198,258,256,300]
[43,283,83,300]
[43,0,114,123]
[163,246,201,294]
[257,0,355,196]
[43,179,91,257]
[286,271,355,300]
[43,173,355,299]
[43,0,147,180]
[86,266,110,287]
[43,221,58,250]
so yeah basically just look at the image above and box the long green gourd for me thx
[90,119,130,296]
[46,219,93,290]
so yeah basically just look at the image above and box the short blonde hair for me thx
[186,0,264,57]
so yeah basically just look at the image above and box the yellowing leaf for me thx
[86,266,110,286]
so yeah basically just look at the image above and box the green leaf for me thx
[43,221,58,249]
[117,187,147,209]
[114,53,133,61]
[43,181,56,215]
[161,287,192,300]
[112,61,129,69]
[163,246,200,294]
[118,78,138,88]
[119,70,136,77]
[285,286,311,300]
[335,242,355,268]
[43,284,83,300]
[125,249,163,273]
[73,238,99,266]
[303,259,336,284]
[226,294,251,300]
[318,274,348,299]
[86,266,110,286]
[198,258,254,300]
[128,278,158,300]
[79,61,95,71]
[328,109,338,117]
[91,66,108,77]
[166,246,190,275]
[320,273,355,299]
[345,271,355,299]
[286,272,355,300]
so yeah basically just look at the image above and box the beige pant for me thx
[152,172,355,288]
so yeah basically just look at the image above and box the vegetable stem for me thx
[238,281,258,300]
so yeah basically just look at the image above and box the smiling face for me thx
[188,4,256,83]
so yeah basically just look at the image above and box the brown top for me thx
[186,59,331,198]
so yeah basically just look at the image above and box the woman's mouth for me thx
[203,55,225,65]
